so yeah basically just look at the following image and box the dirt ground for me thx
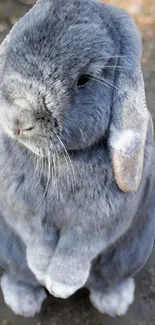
[0,1,155,325]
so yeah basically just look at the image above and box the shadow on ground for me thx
[0,1,155,324]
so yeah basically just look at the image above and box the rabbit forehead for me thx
[12,28,112,64]
[5,26,115,94]
[4,0,116,79]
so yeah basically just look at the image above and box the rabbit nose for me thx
[12,116,35,136]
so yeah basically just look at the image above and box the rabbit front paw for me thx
[46,260,90,299]
[45,278,82,299]
[90,278,135,317]
[1,274,47,317]
[26,244,54,286]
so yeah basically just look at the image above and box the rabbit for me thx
[0,213,47,317]
[0,0,155,318]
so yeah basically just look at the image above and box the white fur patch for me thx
[46,277,81,299]
[1,274,47,317]
[27,257,47,286]
[110,128,141,155]
[90,278,135,317]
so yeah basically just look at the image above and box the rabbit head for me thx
[0,0,149,192]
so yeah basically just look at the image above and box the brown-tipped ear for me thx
[107,6,149,192]
[110,71,149,192]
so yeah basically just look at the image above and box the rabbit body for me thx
[0,122,155,317]
[0,0,155,317]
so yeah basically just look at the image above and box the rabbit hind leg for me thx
[1,273,47,317]
[90,277,135,317]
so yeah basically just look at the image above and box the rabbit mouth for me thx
[10,127,64,158]
[0,113,63,157]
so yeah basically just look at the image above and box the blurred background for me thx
[0,1,155,325]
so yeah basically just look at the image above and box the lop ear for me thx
[0,34,11,82]
[110,71,149,193]
[106,5,149,192]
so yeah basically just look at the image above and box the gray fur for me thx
[0,0,155,317]
[0,214,47,317]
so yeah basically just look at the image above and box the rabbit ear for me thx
[0,34,11,82]
[106,6,149,192]
[110,71,149,193]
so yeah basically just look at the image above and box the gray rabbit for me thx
[0,0,155,318]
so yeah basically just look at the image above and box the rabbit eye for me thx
[77,75,91,87]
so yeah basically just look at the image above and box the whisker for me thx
[53,144,61,177]
[34,149,43,191]
[35,149,51,212]
[90,76,119,91]
[101,76,119,90]
[103,55,129,59]
[56,134,76,190]
[32,155,39,180]
[62,150,72,190]
[104,65,132,70]
[52,146,59,199]
[50,156,54,190]
[90,76,111,89]
[91,63,132,71]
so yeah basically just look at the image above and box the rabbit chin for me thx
[19,139,44,157]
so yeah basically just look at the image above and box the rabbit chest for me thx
[0,136,139,242]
